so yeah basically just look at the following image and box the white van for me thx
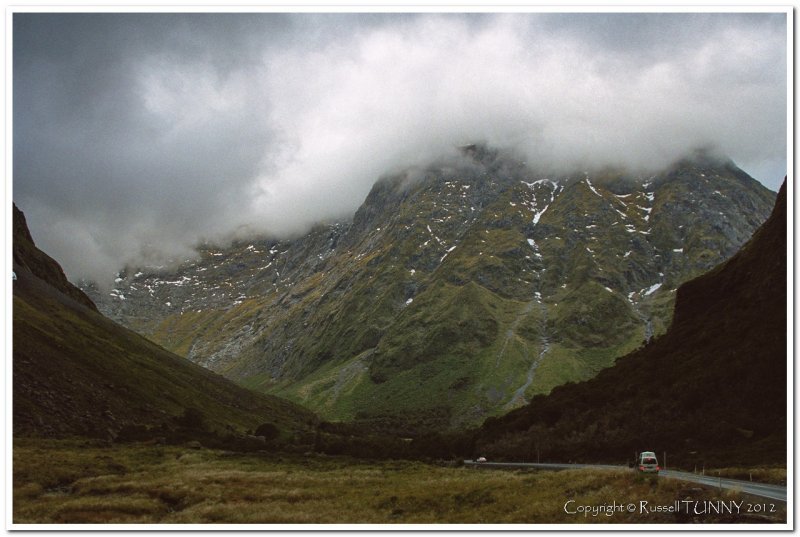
[636,451,660,474]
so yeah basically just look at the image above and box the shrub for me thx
[254,422,280,441]
[176,408,207,431]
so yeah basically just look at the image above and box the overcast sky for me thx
[12,12,788,284]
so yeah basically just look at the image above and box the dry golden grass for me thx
[711,467,787,486]
[13,438,786,525]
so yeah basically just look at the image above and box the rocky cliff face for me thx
[83,147,776,430]
[475,180,787,467]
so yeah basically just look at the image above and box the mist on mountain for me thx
[13,13,786,286]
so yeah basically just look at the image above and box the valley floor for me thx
[12,438,786,525]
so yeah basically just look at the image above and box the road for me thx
[463,461,787,502]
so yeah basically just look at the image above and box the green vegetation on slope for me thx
[83,150,777,430]
[474,180,787,469]
[12,205,318,442]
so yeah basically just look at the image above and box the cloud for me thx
[12,12,787,285]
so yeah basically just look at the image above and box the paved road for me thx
[463,461,787,502]
[659,469,786,502]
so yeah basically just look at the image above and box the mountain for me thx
[474,180,787,467]
[13,204,98,311]
[12,204,317,442]
[83,147,776,431]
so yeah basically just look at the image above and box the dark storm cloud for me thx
[14,13,287,280]
[12,12,787,284]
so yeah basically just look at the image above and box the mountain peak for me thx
[476,179,787,466]
[82,152,778,430]
[458,142,499,163]
[13,203,98,311]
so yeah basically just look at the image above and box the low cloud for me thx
[13,12,787,285]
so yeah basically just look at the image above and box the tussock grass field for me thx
[711,467,786,486]
[13,438,785,525]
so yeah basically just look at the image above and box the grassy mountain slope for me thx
[84,149,776,430]
[12,204,317,441]
[475,180,787,467]
[13,204,97,311]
